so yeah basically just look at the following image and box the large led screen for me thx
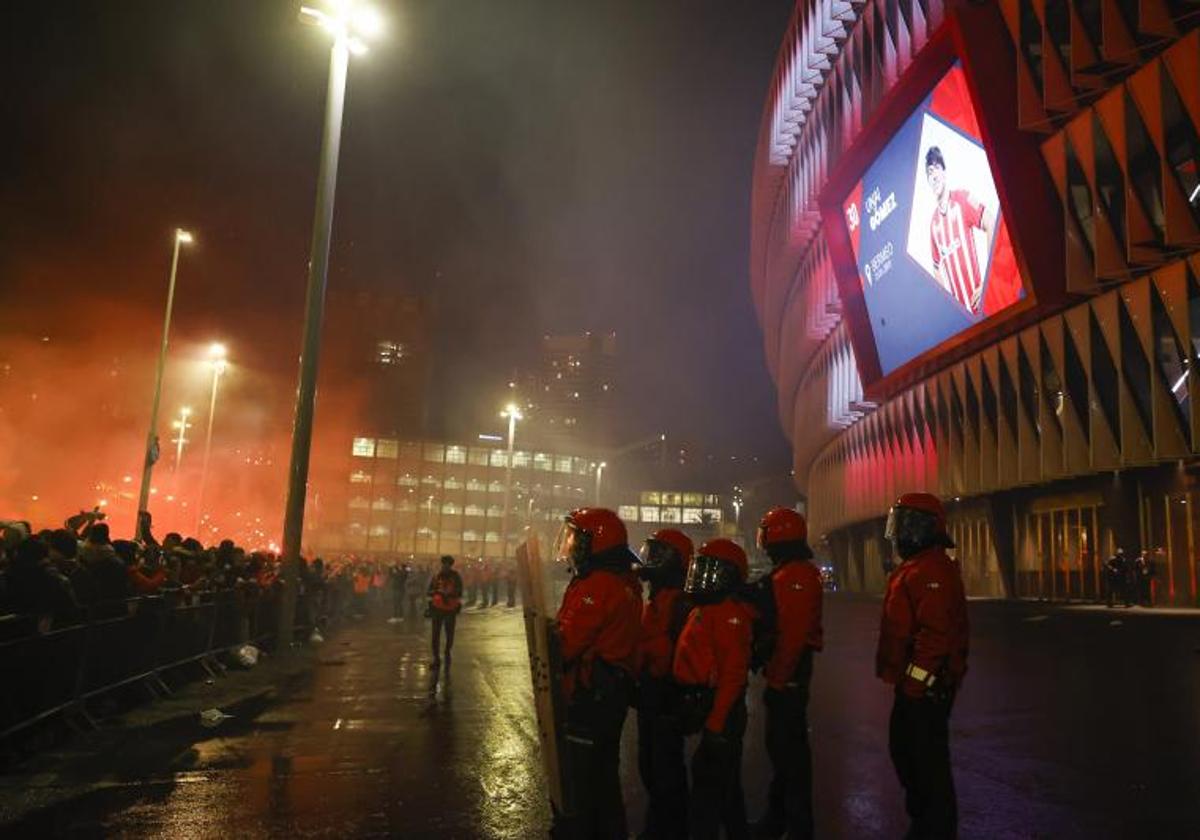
[840,62,1024,376]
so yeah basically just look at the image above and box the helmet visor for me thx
[885,505,951,557]
[755,525,768,551]
[684,554,738,599]
[638,538,681,571]
[554,520,588,574]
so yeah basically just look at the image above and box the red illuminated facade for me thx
[751,1,1200,604]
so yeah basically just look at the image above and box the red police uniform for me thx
[754,508,822,840]
[877,493,969,840]
[552,509,642,840]
[672,598,754,733]
[637,586,687,679]
[875,545,969,697]
[557,565,642,701]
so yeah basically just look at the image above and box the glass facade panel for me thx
[424,445,445,463]
[446,445,467,464]
[682,507,703,523]
[555,456,573,473]
[618,505,639,522]
[703,508,723,523]
[682,493,704,506]
[490,450,509,468]
[375,439,398,458]
[469,447,490,465]
[513,451,531,468]
[397,474,418,487]
[352,437,375,457]
[661,507,682,523]
[641,506,661,523]
[641,491,661,505]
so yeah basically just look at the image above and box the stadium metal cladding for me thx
[751,1,1200,604]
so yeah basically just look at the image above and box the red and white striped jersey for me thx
[929,189,986,314]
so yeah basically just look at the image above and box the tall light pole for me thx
[194,343,228,535]
[171,406,193,472]
[136,228,193,538]
[500,404,523,560]
[279,1,383,647]
[594,461,607,506]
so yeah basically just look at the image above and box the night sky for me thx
[1,0,794,509]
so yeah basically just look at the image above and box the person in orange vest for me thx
[672,538,755,840]
[877,493,969,840]
[634,528,693,839]
[750,508,823,840]
[553,508,642,840]
[427,555,464,666]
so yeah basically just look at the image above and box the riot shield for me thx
[515,529,571,818]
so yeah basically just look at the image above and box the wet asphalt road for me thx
[4,595,1199,838]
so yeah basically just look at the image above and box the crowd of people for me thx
[0,508,524,639]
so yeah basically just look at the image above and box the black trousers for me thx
[689,696,748,840]
[430,611,456,660]
[762,650,815,839]
[392,589,406,618]
[888,690,956,840]
[506,579,516,607]
[636,677,688,839]
[555,666,632,840]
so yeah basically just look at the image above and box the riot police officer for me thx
[751,508,823,840]
[672,538,755,840]
[876,493,969,840]
[634,528,694,839]
[554,508,643,839]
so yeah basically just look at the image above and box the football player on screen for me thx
[925,145,996,316]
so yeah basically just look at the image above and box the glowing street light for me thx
[499,404,523,560]
[280,0,385,646]
[171,406,193,473]
[194,343,229,532]
[135,228,194,536]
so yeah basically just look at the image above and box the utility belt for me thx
[904,663,938,688]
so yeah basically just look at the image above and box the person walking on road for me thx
[750,508,823,840]
[634,528,694,840]
[876,492,969,840]
[427,555,463,667]
[552,508,642,840]
[388,559,408,623]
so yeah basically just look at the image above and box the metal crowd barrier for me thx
[0,583,342,742]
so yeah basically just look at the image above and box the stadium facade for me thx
[750,1,1200,603]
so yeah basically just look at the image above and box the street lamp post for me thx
[194,343,228,534]
[500,404,523,561]
[171,406,193,472]
[278,1,383,647]
[135,228,193,538]
[594,461,607,506]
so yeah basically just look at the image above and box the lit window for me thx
[467,479,487,492]
[512,451,531,468]
[618,505,639,522]
[350,470,371,484]
[485,532,500,543]
[446,446,467,464]
[641,506,660,523]
[490,450,509,468]
[463,530,480,543]
[465,504,485,517]
[349,496,369,509]
[703,508,723,523]
[661,507,682,523]
[682,493,703,506]
[375,439,398,458]
[369,524,390,537]
[661,492,682,506]
[682,507,703,524]
[352,437,376,457]
[555,456,573,473]
[441,502,461,515]
[487,505,504,518]
[488,480,505,493]
[469,448,490,465]
[443,477,463,490]
[534,453,553,472]
[421,475,440,487]
[641,491,661,505]
[372,497,393,511]
[397,474,418,487]
[424,446,445,463]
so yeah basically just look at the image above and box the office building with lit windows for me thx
[752,2,1200,604]
[318,436,603,558]
[519,332,617,448]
